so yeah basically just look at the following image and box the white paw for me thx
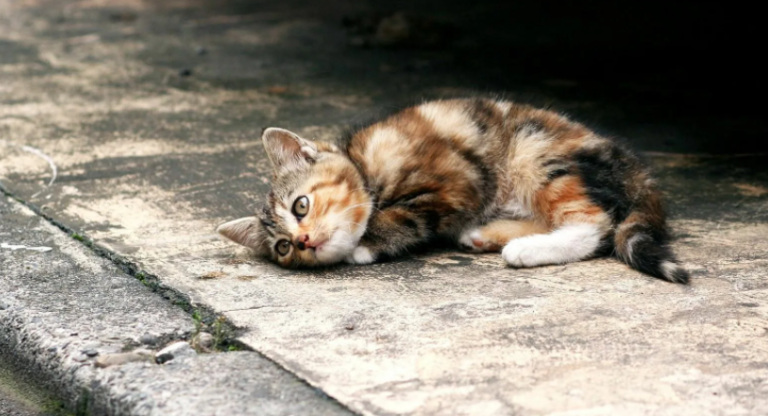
[502,224,602,268]
[344,246,376,265]
[502,238,543,267]
[458,228,484,252]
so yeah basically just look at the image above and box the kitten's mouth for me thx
[308,239,328,252]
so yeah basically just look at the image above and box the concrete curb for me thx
[0,194,353,416]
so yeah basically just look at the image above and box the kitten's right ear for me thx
[262,127,317,173]
[216,217,268,254]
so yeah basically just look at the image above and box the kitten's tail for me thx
[613,195,689,284]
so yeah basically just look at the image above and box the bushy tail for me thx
[613,196,689,284]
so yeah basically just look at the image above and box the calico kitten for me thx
[217,98,689,283]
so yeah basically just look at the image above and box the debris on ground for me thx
[191,332,214,352]
[198,271,226,280]
[155,342,196,364]
[95,349,155,368]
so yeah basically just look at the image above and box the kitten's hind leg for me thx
[502,223,605,267]
[459,219,548,253]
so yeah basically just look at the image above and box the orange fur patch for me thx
[477,219,548,251]
[536,175,609,227]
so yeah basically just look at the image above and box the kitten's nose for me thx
[296,234,310,250]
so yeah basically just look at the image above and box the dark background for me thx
[197,0,766,152]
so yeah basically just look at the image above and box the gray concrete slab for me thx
[2,1,767,415]
[1,351,58,416]
[0,195,354,415]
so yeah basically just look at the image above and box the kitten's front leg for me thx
[459,219,548,252]
[344,206,430,265]
[344,246,376,265]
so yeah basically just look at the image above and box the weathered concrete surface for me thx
[1,1,767,415]
[0,350,59,416]
[0,195,353,415]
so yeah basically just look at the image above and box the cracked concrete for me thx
[0,194,352,415]
[1,0,767,415]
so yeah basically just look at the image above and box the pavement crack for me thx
[220,305,288,313]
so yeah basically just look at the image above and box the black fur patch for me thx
[546,168,570,181]
[456,147,497,208]
[402,218,419,231]
[423,210,441,234]
[379,188,435,210]
[625,237,688,284]
[574,147,632,223]
[468,98,498,134]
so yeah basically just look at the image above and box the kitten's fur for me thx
[217,98,689,283]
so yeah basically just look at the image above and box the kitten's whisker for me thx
[338,202,377,216]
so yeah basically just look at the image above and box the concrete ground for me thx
[1,350,57,416]
[1,1,767,415]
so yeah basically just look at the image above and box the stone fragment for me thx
[95,349,155,368]
[140,333,159,346]
[191,332,214,351]
[155,341,196,364]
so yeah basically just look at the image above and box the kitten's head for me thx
[217,128,372,268]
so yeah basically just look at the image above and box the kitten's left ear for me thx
[216,217,268,255]
[262,127,318,172]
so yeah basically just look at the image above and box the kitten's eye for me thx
[275,239,291,256]
[292,196,310,218]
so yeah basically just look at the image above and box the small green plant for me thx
[173,299,191,310]
[192,309,203,337]
[135,271,150,287]
[71,232,84,242]
[227,344,242,352]
[213,315,226,350]
[42,400,78,416]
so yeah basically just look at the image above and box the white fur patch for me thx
[495,101,511,115]
[624,233,648,262]
[344,246,375,265]
[458,227,483,252]
[502,224,602,267]
[661,261,679,279]
[508,127,554,208]
[314,227,359,264]
[502,199,534,219]
[364,127,407,180]
[418,101,480,145]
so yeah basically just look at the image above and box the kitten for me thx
[217,98,689,283]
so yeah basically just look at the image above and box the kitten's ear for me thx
[262,127,318,172]
[216,217,268,254]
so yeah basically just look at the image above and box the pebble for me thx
[95,349,154,368]
[191,332,214,350]
[139,333,159,346]
[0,298,9,310]
[83,349,99,357]
[155,341,196,364]
[71,353,88,363]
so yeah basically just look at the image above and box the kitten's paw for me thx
[502,238,542,267]
[344,246,376,265]
[458,228,485,252]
